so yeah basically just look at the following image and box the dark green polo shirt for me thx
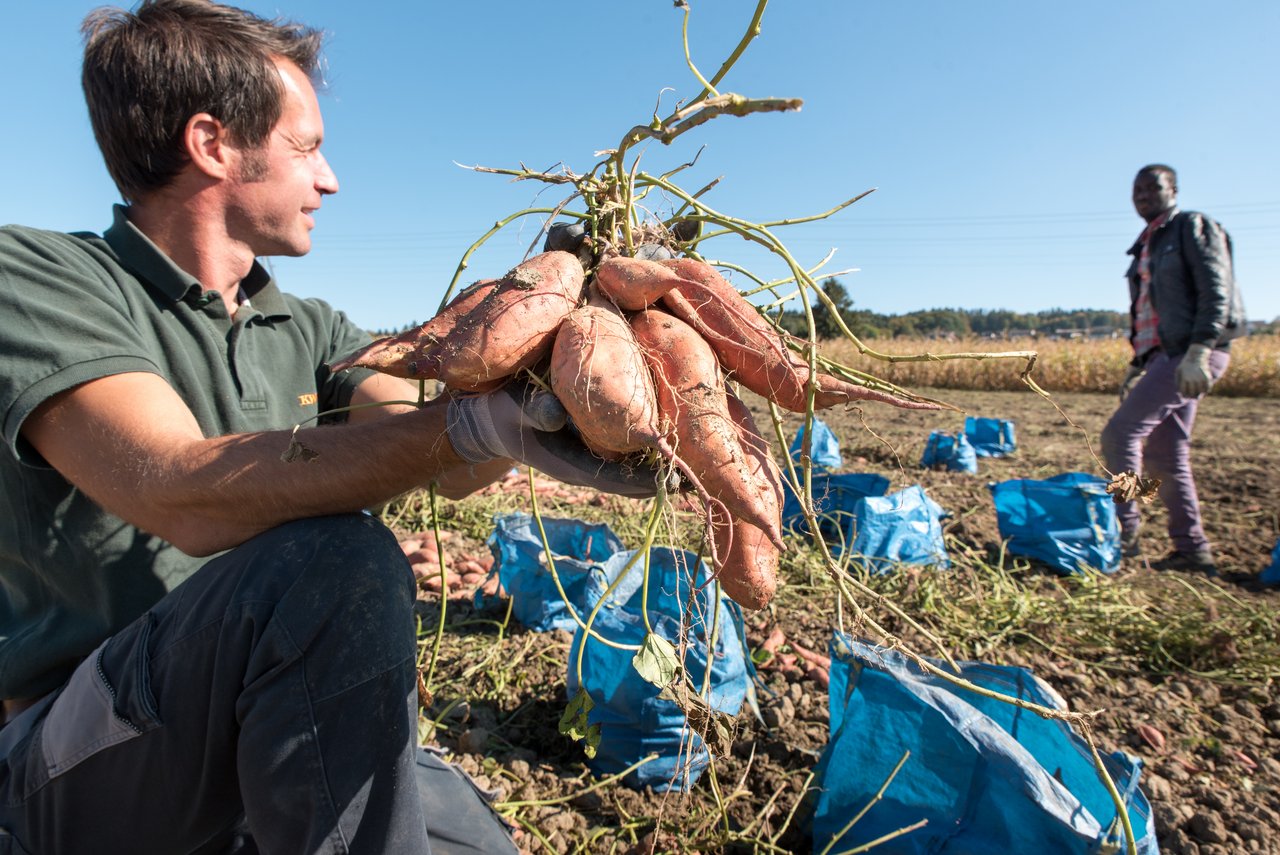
[0,205,378,699]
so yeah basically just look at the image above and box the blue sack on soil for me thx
[965,416,1017,457]
[1262,541,1280,586]
[920,430,978,474]
[988,472,1121,575]
[788,417,843,471]
[566,548,751,792]
[850,485,949,574]
[475,513,624,632]
[812,635,1159,855]
[781,472,891,549]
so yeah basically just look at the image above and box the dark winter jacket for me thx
[1125,208,1246,363]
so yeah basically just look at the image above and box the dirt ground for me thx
[407,388,1280,854]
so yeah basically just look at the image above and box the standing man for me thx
[1101,164,1246,575]
[0,1,652,852]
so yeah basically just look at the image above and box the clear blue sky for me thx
[3,1,1277,332]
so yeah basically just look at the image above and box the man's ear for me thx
[183,113,234,180]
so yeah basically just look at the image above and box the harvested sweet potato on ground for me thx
[550,292,661,458]
[658,258,940,412]
[630,308,784,549]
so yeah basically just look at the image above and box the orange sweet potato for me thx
[594,255,688,311]
[430,251,586,391]
[334,252,585,391]
[630,308,784,549]
[725,390,784,511]
[707,391,784,609]
[549,291,661,458]
[330,278,499,377]
[657,258,940,412]
[711,514,778,610]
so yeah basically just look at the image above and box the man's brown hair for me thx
[81,0,324,201]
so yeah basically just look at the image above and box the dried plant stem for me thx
[837,820,931,855]
[1083,723,1140,855]
[544,473,673,687]
[526,470,643,657]
[420,485,449,693]
[438,205,566,307]
[496,754,660,811]
[817,750,913,855]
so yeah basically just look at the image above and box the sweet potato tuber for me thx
[658,258,940,412]
[711,514,779,610]
[630,308,784,549]
[330,278,499,377]
[334,252,584,391]
[594,255,689,311]
[549,291,661,458]
[725,390,784,512]
[429,251,586,391]
[706,391,784,609]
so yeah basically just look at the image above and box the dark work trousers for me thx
[0,513,515,854]
[1101,349,1231,553]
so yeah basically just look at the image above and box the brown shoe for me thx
[1151,550,1217,577]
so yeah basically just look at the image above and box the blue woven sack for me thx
[1262,540,1280,586]
[850,485,949,574]
[788,417,843,471]
[781,472,891,551]
[566,548,750,791]
[920,430,978,474]
[812,635,1159,854]
[475,513,624,632]
[988,473,1121,575]
[964,416,1017,457]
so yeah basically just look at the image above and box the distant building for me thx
[1049,326,1125,341]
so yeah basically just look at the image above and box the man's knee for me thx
[1099,417,1129,463]
[1143,444,1190,482]
[219,514,415,630]
[266,513,412,604]
[228,514,418,690]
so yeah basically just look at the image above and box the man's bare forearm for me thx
[161,397,479,554]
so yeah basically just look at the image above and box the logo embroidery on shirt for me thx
[298,393,318,407]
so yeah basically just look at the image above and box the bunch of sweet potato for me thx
[333,250,936,609]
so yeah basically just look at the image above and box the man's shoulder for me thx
[1171,209,1224,230]
[0,222,110,261]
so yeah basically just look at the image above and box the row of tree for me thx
[772,278,1128,340]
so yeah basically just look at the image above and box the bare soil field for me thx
[401,388,1280,854]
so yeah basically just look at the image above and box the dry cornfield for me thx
[820,333,1280,398]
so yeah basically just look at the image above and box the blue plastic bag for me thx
[566,548,750,791]
[965,416,1017,457]
[920,430,978,474]
[1262,540,1280,586]
[475,513,624,632]
[850,485,949,573]
[788,417,843,471]
[812,635,1159,855]
[781,472,891,548]
[989,473,1121,575]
